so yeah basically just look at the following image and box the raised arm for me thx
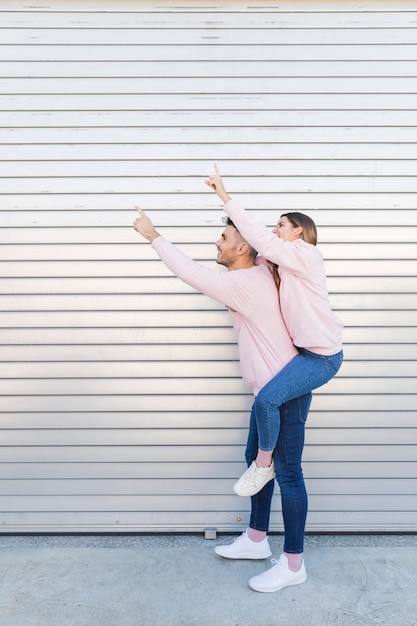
[204,163,232,204]
[133,205,161,242]
[132,205,255,313]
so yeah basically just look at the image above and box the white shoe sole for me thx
[214,546,272,560]
[249,572,307,593]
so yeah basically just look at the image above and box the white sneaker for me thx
[249,554,307,593]
[233,461,275,497]
[214,530,272,560]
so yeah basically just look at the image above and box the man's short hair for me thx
[222,216,258,261]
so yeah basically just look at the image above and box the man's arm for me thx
[133,205,162,242]
[132,206,252,312]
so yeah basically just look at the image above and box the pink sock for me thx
[284,552,303,572]
[255,449,273,468]
[247,527,267,542]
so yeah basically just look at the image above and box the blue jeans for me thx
[246,393,312,554]
[255,348,343,451]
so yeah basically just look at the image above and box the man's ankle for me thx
[247,527,267,542]
[284,551,303,572]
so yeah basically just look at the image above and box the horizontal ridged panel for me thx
[1,0,416,533]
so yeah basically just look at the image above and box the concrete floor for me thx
[0,534,416,626]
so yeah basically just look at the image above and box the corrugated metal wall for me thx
[1,0,416,533]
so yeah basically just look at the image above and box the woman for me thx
[205,164,343,503]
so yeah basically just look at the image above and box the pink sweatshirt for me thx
[224,200,343,355]
[152,236,298,395]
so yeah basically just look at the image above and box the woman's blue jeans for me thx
[255,348,343,451]
[246,393,312,554]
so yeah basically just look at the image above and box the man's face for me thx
[215,225,240,268]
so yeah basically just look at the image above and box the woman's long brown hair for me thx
[269,261,281,291]
[269,211,317,292]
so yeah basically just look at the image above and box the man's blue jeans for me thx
[255,348,343,451]
[246,393,312,554]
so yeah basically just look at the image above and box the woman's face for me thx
[272,216,302,242]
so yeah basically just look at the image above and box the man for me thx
[133,205,311,593]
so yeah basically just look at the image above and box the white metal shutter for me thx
[1,0,416,532]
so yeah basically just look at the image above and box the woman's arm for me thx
[204,162,232,204]
[204,165,316,274]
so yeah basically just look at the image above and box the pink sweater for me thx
[152,236,298,395]
[224,200,343,355]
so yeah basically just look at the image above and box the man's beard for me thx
[216,254,228,268]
